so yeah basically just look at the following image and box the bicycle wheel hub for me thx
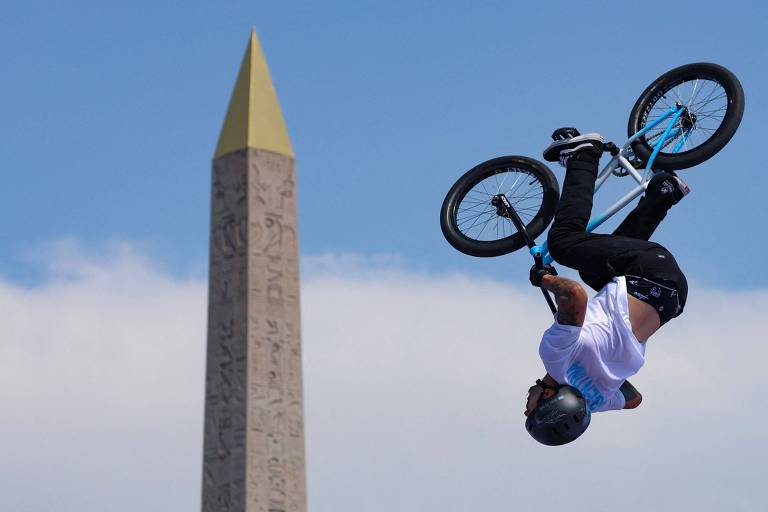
[681,110,697,130]
[491,194,512,217]
[673,104,696,130]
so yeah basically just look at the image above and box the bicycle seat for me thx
[551,127,581,141]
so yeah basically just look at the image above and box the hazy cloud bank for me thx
[1,246,766,511]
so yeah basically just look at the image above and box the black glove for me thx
[529,263,557,287]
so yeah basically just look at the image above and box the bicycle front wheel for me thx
[440,156,559,257]
[627,62,744,170]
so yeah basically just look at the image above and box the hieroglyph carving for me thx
[202,149,306,512]
[246,149,303,512]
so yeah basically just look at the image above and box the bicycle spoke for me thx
[506,173,528,197]
[695,111,726,122]
[691,91,726,109]
[496,170,510,194]
[457,205,491,216]
[508,189,543,201]
[458,210,494,231]
[687,79,700,108]
[659,95,675,109]
[457,206,493,223]
[672,84,683,105]
[479,179,492,198]
[696,105,727,116]
[473,213,496,239]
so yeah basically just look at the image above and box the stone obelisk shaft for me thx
[202,31,306,512]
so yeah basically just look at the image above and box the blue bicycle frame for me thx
[531,106,690,264]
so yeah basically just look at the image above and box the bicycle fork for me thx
[491,194,558,315]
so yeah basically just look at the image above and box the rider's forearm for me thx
[541,274,581,295]
[541,274,588,326]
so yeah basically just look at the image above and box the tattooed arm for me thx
[620,380,643,409]
[541,274,588,327]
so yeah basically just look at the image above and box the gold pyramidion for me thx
[214,30,294,158]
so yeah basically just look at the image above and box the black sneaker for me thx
[670,174,691,201]
[649,172,691,204]
[543,130,604,168]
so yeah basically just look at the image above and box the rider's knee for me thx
[644,246,688,305]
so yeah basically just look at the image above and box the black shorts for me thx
[618,245,688,325]
[625,275,683,325]
[578,244,688,325]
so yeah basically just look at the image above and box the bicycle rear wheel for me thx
[627,62,744,170]
[440,156,559,257]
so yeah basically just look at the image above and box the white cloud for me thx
[1,247,766,511]
[0,243,206,511]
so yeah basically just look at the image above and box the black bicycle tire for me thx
[440,155,560,257]
[627,62,744,170]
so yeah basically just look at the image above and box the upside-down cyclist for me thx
[523,128,690,446]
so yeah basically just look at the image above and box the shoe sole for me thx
[672,176,690,196]
[543,133,604,161]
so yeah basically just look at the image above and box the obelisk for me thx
[202,30,306,512]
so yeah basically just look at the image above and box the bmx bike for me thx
[439,63,744,311]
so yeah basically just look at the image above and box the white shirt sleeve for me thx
[539,320,582,383]
[548,317,583,339]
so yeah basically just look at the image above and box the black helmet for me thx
[525,384,591,446]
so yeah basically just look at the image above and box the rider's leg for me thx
[547,149,666,291]
[611,172,689,240]
[608,172,690,320]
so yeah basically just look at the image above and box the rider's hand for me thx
[524,384,544,416]
[524,379,558,416]
[529,264,557,287]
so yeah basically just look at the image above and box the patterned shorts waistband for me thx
[624,275,682,325]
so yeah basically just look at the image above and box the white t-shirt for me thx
[538,276,645,412]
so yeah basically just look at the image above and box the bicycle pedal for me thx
[551,127,581,141]
[603,142,620,156]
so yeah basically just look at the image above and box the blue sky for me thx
[2,0,765,289]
